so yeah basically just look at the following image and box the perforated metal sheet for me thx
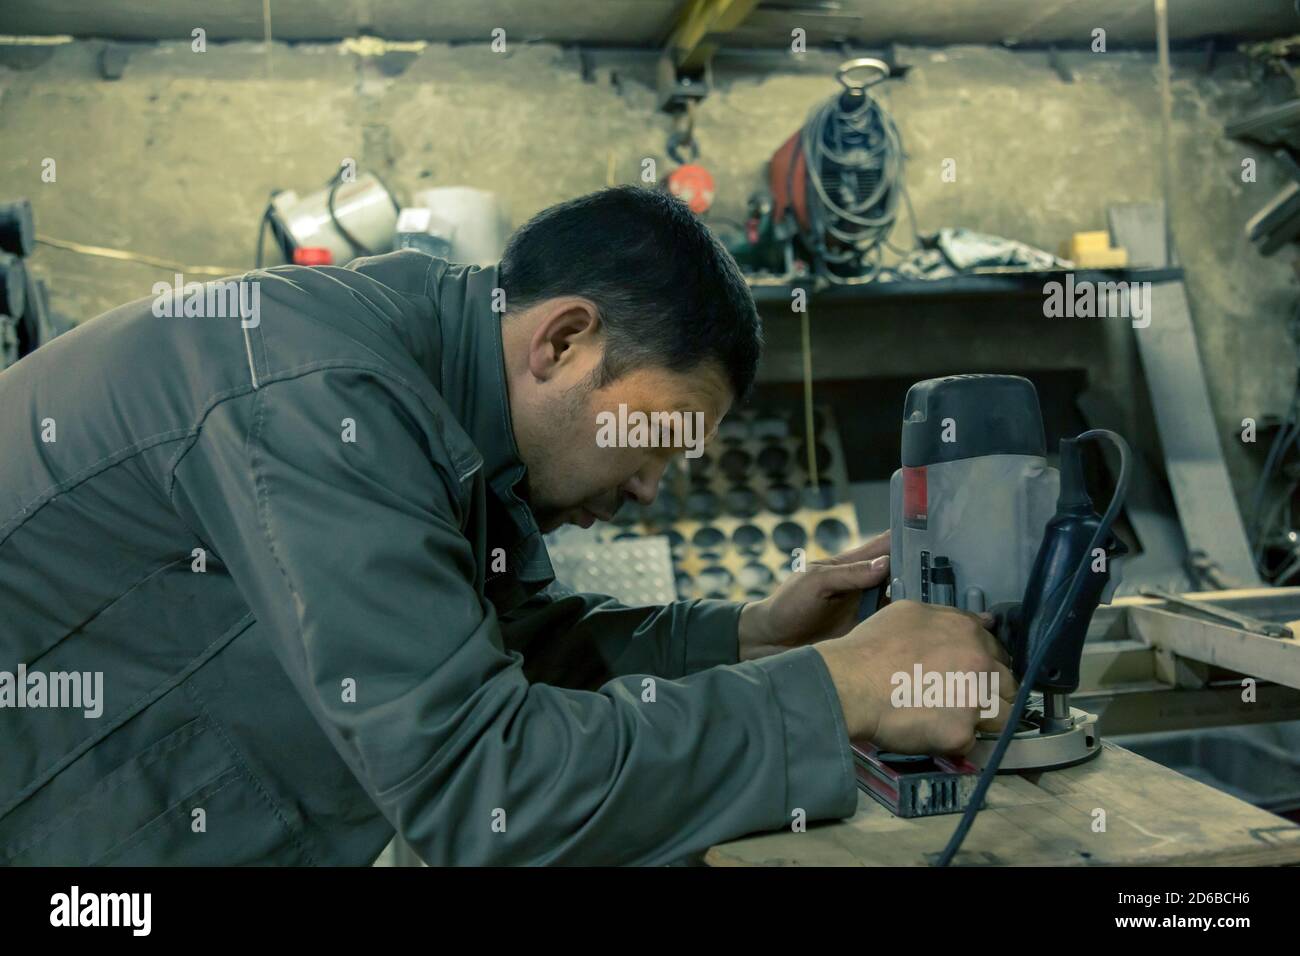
[545,534,677,606]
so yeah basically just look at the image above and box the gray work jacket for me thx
[0,251,855,865]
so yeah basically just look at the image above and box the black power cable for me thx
[326,172,372,259]
[326,168,403,260]
[1249,303,1300,576]
[937,429,1130,866]
[254,204,276,269]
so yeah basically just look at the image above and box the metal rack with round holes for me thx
[585,406,865,602]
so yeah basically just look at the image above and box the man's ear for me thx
[527,297,601,382]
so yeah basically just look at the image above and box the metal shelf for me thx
[746,267,1184,304]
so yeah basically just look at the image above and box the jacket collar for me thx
[427,259,554,595]
[428,261,525,498]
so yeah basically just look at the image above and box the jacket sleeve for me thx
[169,368,857,865]
[499,584,742,683]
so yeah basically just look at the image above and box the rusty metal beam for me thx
[664,0,762,71]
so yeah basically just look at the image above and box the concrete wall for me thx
[0,37,1296,516]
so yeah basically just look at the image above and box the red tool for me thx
[852,742,983,818]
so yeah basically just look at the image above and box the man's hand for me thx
[738,531,890,661]
[814,600,1018,757]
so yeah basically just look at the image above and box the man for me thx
[0,187,1012,865]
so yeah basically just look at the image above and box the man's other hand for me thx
[738,530,890,661]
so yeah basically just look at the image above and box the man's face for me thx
[521,362,733,533]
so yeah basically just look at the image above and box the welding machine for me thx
[726,57,906,283]
[769,57,904,282]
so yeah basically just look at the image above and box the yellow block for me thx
[1061,230,1129,268]
[1074,247,1129,268]
[1071,230,1112,254]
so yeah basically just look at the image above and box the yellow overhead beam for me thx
[665,0,762,71]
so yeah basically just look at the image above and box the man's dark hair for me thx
[499,186,762,402]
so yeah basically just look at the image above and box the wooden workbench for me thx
[706,742,1300,866]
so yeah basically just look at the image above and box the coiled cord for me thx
[799,89,905,283]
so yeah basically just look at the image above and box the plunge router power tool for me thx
[863,375,1131,861]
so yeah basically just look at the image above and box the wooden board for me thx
[705,742,1300,866]
[1111,586,1291,606]
[1128,606,1300,692]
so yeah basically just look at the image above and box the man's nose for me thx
[623,460,669,507]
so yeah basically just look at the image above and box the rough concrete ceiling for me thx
[2,0,1296,46]
[0,1,683,44]
[741,0,1300,46]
